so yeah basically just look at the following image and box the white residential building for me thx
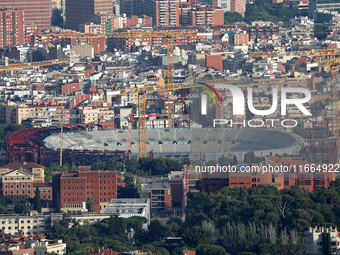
[305,227,340,255]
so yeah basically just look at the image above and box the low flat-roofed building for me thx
[0,213,51,236]
[103,198,150,223]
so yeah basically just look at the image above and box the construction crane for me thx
[250,50,340,163]
[0,58,70,72]
[113,79,240,158]
[57,31,197,128]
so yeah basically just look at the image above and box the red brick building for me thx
[202,156,336,193]
[52,168,123,213]
[150,178,172,212]
[229,33,249,46]
[0,9,24,49]
[206,55,223,71]
[179,3,224,26]
[0,0,51,31]
[62,83,82,96]
[0,169,52,204]
[69,37,106,52]
[223,0,246,17]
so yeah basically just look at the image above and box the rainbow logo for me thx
[199,82,222,115]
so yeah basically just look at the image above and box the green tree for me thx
[33,186,42,213]
[146,220,167,242]
[183,226,209,247]
[105,159,118,170]
[0,204,9,214]
[224,12,244,24]
[244,0,304,23]
[48,223,66,239]
[197,244,230,255]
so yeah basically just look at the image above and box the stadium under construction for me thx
[6,124,305,166]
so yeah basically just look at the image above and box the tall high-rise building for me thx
[66,0,113,31]
[196,0,246,17]
[0,0,52,31]
[0,9,24,49]
[120,0,143,17]
[218,0,246,17]
[145,0,179,27]
[179,3,224,27]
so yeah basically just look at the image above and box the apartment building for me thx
[66,0,113,30]
[196,0,245,16]
[309,0,340,19]
[226,0,246,17]
[0,9,24,49]
[100,14,124,33]
[145,0,180,27]
[0,101,70,125]
[150,178,172,212]
[71,106,114,124]
[179,3,224,26]
[305,227,340,255]
[69,37,106,53]
[0,0,51,31]
[0,213,52,237]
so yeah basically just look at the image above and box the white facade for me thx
[103,198,151,223]
[26,239,66,255]
[305,227,340,255]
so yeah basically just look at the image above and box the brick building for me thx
[69,37,106,53]
[0,101,70,125]
[0,169,52,204]
[217,0,246,17]
[0,0,51,31]
[179,3,224,26]
[0,162,45,183]
[229,33,249,45]
[52,168,123,213]
[205,55,223,71]
[0,9,24,49]
[201,156,336,193]
[150,178,172,212]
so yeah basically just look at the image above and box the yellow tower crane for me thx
[115,79,240,158]
[0,58,70,72]
[250,49,340,162]
[57,31,197,129]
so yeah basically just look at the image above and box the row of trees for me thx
[44,180,340,255]
[124,157,184,176]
